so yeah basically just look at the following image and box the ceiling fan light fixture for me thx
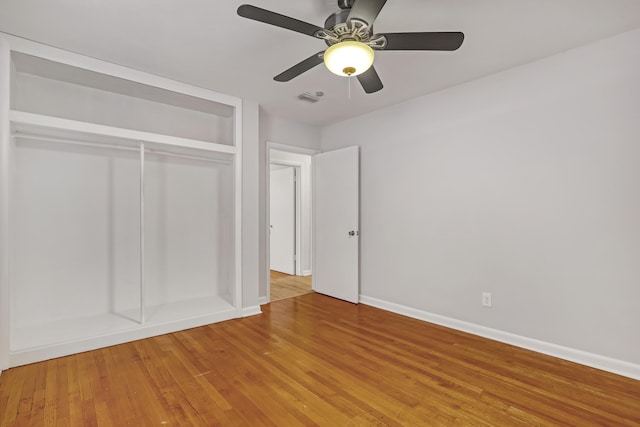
[324,41,374,77]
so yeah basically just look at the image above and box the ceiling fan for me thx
[237,0,464,94]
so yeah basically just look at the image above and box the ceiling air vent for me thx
[297,91,324,103]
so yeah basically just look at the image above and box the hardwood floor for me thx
[1,293,639,426]
[270,270,313,302]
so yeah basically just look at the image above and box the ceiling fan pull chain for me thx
[348,76,351,100]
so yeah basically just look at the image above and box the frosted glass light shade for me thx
[324,41,375,77]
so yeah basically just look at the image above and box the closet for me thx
[0,35,243,369]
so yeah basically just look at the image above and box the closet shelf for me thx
[10,110,237,155]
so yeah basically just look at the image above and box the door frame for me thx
[265,142,318,303]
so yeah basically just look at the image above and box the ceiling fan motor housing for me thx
[322,7,380,48]
[324,9,351,31]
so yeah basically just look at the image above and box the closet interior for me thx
[0,38,243,368]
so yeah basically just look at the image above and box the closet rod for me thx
[11,132,233,164]
[145,149,232,165]
[12,132,138,153]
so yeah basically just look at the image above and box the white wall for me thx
[12,142,139,325]
[321,29,640,369]
[258,110,320,301]
[242,100,260,310]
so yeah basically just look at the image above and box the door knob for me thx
[348,230,358,236]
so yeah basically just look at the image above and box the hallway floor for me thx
[270,271,313,302]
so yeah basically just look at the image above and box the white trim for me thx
[264,141,318,302]
[258,296,269,305]
[265,146,272,303]
[269,142,319,156]
[0,37,10,372]
[10,111,236,154]
[360,295,640,381]
[234,100,243,317]
[294,166,302,276]
[311,154,316,294]
[139,143,145,324]
[267,144,316,283]
[242,306,262,317]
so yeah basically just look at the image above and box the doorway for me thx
[268,145,314,302]
[265,144,360,305]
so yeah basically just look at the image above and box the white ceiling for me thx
[1,0,640,126]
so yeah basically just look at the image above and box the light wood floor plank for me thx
[270,270,313,302]
[1,292,639,426]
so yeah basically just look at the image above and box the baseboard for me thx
[242,306,262,317]
[302,270,312,276]
[359,295,640,381]
[258,296,269,305]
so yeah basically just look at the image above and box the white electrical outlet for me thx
[482,292,492,307]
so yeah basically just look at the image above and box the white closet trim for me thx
[1,33,244,370]
[139,142,146,325]
[10,110,237,155]
[12,132,233,164]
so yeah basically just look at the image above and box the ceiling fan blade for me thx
[357,65,383,94]
[274,52,325,82]
[237,4,324,38]
[381,32,464,51]
[347,0,388,27]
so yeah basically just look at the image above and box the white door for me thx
[270,166,296,275]
[313,146,359,303]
